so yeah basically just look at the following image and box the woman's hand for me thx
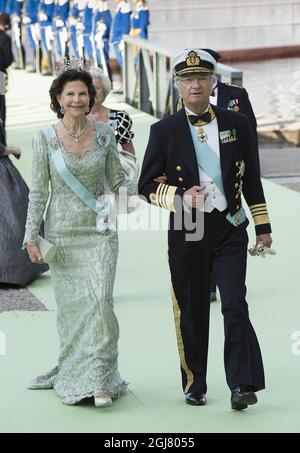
[121,141,135,155]
[4,146,22,159]
[26,244,44,264]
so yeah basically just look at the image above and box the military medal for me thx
[197,126,208,143]
[228,99,239,112]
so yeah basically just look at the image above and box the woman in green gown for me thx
[23,64,138,407]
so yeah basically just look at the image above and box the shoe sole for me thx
[186,399,206,406]
[231,393,257,410]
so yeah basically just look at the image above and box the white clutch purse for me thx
[37,235,56,263]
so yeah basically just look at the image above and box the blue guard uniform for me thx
[93,0,112,76]
[131,0,149,39]
[111,0,131,67]
[10,0,26,69]
[0,0,8,12]
[53,0,69,63]
[69,0,87,59]
[38,0,54,74]
[82,0,94,62]
[23,0,41,72]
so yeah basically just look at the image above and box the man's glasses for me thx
[178,75,212,86]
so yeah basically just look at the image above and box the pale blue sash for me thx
[188,123,245,226]
[43,125,110,216]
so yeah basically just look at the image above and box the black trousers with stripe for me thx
[168,209,265,395]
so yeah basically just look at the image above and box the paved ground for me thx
[1,68,300,433]
[0,287,48,312]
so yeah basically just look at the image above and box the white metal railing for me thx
[123,36,243,119]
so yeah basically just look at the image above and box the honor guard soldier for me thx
[111,0,131,68]
[69,0,81,59]
[82,0,94,63]
[93,0,112,78]
[131,0,149,40]
[53,0,69,64]
[70,0,87,60]
[139,49,272,410]
[38,0,54,75]
[0,0,8,12]
[10,0,26,69]
[23,0,41,72]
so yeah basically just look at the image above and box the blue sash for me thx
[188,123,246,226]
[43,125,110,216]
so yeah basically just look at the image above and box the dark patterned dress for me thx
[0,120,48,285]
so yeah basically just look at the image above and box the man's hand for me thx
[26,245,44,264]
[183,185,208,209]
[256,233,272,248]
[154,175,167,183]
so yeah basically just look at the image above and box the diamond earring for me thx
[60,104,65,114]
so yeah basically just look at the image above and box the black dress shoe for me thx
[185,393,207,406]
[231,386,257,410]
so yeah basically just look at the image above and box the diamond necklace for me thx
[61,118,88,143]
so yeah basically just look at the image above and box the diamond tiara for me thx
[55,58,91,77]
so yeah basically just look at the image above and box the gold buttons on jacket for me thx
[235,194,239,199]
[236,205,240,210]
[178,177,183,182]
[235,162,239,167]
[235,183,239,189]
[176,166,182,171]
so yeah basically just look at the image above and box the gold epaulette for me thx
[224,82,242,89]
[249,203,270,226]
[149,183,178,213]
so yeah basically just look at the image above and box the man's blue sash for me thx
[188,123,245,226]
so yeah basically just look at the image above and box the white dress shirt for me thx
[185,106,227,213]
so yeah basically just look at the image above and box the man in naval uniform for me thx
[175,48,260,303]
[204,48,260,303]
[139,49,272,410]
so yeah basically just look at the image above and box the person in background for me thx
[93,0,112,80]
[0,118,48,286]
[38,0,54,76]
[111,0,131,69]
[0,12,13,136]
[23,0,40,73]
[131,0,149,40]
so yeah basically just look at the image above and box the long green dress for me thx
[23,122,137,405]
